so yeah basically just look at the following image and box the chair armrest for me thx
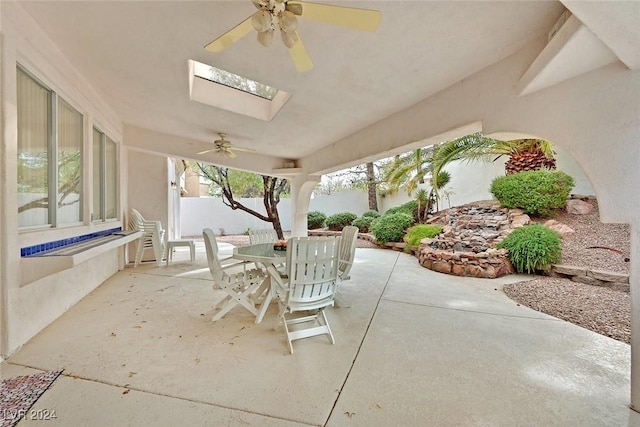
[218,255,235,263]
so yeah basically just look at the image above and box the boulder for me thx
[510,214,530,228]
[544,219,575,236]
[566,199,593,215]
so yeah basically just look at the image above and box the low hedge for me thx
[490,170,575,217]
[371,213,414,244]
[325,212,358,231]
[307,211,327,229]
[362,210,381,219]
[352,216,375,233]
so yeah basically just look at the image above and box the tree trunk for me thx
[263,176,285,239]
[366,162,378,211]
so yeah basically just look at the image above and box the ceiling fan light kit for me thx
[257,29,274,47]
[251,1,300,49]
[281,30,298,48]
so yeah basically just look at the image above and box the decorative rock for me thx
[432,261,452,274]
[510,214,530,228]
[543,220,575,237]
[587,269,629,283]
[553,264,587,276]
[452,242,465,252]
[415,203,524,279]
[566,199,593,215]
[452,264,466,276]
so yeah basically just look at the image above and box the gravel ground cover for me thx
[503,199,631,344]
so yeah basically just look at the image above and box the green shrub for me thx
[325,212,358,231]
[352,216,375,233]
[497,224,562,273]
[490,170,575,217]
[307,211,327,229]
[362,210,381,219]
[403,224,443,247]
[385,200,418,217]
[371,213,414,244]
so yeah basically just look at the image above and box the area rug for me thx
[0,370,63,427]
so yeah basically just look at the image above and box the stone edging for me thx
[551,264,629,291]
[308,229,376,242]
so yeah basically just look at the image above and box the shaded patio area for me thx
[3,243,636,426]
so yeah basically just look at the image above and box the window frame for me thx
[17,65,85,230]
[92,127,119,223]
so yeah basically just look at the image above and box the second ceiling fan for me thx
[197,134,256,158]
[205,0,381,72]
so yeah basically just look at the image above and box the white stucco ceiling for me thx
[16,0,631,171]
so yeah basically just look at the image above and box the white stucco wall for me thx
[180,197,292,237]
[0,2,125,356]
[310,190,371,216]
[180,189,371,237]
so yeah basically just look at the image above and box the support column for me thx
[0,19,20,359]
[631,224,640,411]
[0,14,6,361]
[289,174,320,237]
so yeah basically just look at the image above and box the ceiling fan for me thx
[197,134,256,158]
[204,0,381,72]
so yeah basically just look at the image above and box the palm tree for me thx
[381,146,436,196]
[430,133,556,189]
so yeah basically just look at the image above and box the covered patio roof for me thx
[15,1,640,175]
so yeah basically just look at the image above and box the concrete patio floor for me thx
[3,242,638,426]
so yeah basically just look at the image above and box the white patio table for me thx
[233,243,287,324]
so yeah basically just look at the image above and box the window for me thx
[17,66,83,228]
[92,128,118,221]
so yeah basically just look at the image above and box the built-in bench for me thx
[20,228,141,285]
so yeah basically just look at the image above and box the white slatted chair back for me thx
[248,228,279,244]
[130,209,165,266]
[274,236,340,353]
[203,228,264,321]
[203,228,225,281]
[338,225,358,281]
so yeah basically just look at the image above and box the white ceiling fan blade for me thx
[204,17,254,52]
[226,150,238,159]
[291,1,381,32]
[288,32,314,72]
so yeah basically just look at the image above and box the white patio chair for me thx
[248,228,284,272]
[129,208,165,267]
[248,228,279,244]
[334,225,359,308]
[269,236,341,354]
[203,228,265,321]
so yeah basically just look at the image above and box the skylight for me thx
[200,64,278,100]
[188,60,290,121]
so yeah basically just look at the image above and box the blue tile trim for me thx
[21,227,122,257]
